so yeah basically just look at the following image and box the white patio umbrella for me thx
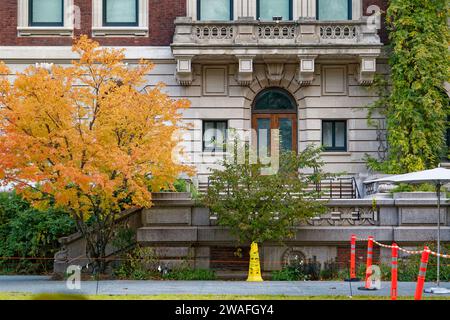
[369,167,450,294]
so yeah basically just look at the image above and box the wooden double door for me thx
[252,113,298,154]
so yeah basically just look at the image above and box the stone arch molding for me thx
[243,63,305,113]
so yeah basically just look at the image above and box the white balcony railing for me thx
[171,17,382,86]
[173,17,381,46]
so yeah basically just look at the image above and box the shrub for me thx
[162,268,216,281]
[398,244,450,282]
[271,267,299,281]
[0,192,75,274]
[113,245,160,280]
[271,258,321,281]
[320,259,340,280]
[390,183,436,194]
[350,244,450,282]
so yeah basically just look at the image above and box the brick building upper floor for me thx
[0,0,388,46]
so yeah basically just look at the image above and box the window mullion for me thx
[332,121,336,149]
[214,122,218,152]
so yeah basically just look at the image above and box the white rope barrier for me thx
[355,237,449,258]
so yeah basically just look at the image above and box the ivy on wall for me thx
[366,0,450,174]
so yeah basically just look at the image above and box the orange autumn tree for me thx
[0,36,191,272]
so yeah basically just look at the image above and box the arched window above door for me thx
[253,88,296,113]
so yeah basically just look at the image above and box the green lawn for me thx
[0,293,449,300]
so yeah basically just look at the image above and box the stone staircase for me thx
[136,192,214,271]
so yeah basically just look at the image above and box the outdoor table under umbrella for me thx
[369,167,450,294]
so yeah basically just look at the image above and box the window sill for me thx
[92,27,149,37]
[321,151,351,156]
[202,151,227,156]
[17,26,73,37]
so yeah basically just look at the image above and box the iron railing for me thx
[203,176,361,199]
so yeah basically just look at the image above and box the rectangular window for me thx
[197,0,233,21]
[322,120,347,151]
[103,0,138,26]
[317,0,352,20]
[257,0,292,20]
[203,121,228,152]
[29,0,64,26]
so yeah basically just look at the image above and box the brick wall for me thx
[337,245,381,271]
[0,0,186,46]
[210,247,250,271]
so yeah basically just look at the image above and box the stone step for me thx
[137,226,199,243]
[151,192,192,201]
[142,206,192,226]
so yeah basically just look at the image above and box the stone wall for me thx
[54,193,450,275]
[175,59,389,186]
[0,49,389,189]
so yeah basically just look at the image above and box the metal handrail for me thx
[206,176,361,199]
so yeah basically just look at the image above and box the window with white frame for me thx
[103,0,138,26]
[29,0,64,26]
[322,120,347,151]
[17,0,73,36]
[317,0,352,20]
[92,0,149,37]
[197,0,233,21]
[257,0,292,20]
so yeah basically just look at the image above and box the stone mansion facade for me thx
[3,1,449,275]
[0,0,388,191]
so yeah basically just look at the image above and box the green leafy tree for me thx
[367,0,450,173]
[0,192,76,274]
[201,144,328,279]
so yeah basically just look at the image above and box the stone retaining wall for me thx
[54,192,450,275]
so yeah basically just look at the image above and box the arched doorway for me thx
[252,88,298,154]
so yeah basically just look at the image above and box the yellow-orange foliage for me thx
[0,36,192,220]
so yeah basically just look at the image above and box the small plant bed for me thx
[111,245,216,281]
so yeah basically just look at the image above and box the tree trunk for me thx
[73,207,118,275]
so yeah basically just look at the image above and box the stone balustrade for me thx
[171,17,382,86]
[173,17,380,46]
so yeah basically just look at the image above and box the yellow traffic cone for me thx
[247,242,263,282]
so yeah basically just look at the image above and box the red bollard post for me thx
[365,236,374,289]
[391,243,399,300]
[414,246,430,300]
[350,234,357,280]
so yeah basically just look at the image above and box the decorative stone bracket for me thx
[297,55,317,86]
[357,56,377,85]
[235,55,255,86]
[265,62,285,82]
[175,55,195,86]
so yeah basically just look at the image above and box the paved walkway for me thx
[0,276,449,297]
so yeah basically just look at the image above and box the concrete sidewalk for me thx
[0,276,449,297]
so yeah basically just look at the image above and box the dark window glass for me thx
[322,120,347,151]
[317,0,352,20]
[29,0,64,26]
[254,88,296,112]
[198,0,233,20]
[279,117,293,152]
[203,120,228,152]
[103,0,138,26]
